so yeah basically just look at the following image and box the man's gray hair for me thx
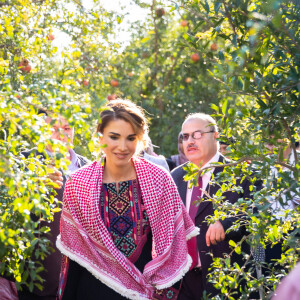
[183,113,218,132]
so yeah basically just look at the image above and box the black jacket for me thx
[171,155,254,296]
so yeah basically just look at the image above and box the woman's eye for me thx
[128,137,136,141]
[109,136,118,140]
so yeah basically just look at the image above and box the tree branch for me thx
[168,0,211,23]
[222,1,237,41]
[282,119,298,166]
[162,49,183,88]
[150,0,159,88]
[193,156,296,173]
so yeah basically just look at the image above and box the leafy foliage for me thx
[0,0,299,298]
[0,0,117,290]
[169,0,300,298]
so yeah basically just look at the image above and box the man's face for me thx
[45,116,74,152]
[182,118,218,167]
[219,144,228,156]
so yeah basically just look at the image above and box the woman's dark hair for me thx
[97,99,149,153]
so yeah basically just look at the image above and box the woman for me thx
[170,132,188,170]
[56,99,198,300]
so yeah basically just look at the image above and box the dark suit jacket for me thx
[171,154,252,296]
[19,149,90,299]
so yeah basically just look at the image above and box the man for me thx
[219,137,235,156]
[171,113,253,299]
[219,141,229,156]
[18,111,90,300]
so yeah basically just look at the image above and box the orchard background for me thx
[0,0,299,299]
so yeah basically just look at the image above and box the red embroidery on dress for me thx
[100,179,150,263]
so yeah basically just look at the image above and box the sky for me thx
[52,0,151,51]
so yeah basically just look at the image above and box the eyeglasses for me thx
[181,130,215,141]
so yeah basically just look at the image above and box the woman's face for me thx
[100,119,139,168]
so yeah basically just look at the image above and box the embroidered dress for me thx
[100,180,150,263]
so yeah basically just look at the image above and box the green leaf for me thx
[229,240,236,247]
[234,246,241,254]
[257,98,267,109]
[194,20,205,31]
[141,37,149,43]
[221,100,228,115]
[7,238,15,246]
[182,33,189,40]
[28,164,35,171]
[64,69,75,76]
[88,140,95,152]
[237,77,244,89]
[214,2,222,14]
[218,51,225,61]
[201,0,209,13]
[211,103,219,113]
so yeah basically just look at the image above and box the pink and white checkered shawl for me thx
[56,157,198,300]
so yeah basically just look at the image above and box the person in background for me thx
[56,99,198,300]
[169,132,188,171]
[18,110,90,300]
[272,262,300,299]
[0,277,18,300]
[263,138,300,268]
[265,139,300,217]
[218,137,235,156]
[171,113,256,299]
[219,141,229,156]
[142,138,170,171]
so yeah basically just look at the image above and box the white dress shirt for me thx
[185,151,221,266]
[46,148,80,174]
[186,151,221,211]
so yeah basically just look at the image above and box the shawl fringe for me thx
[56,236,151,300]
[155,254,193,290]
[186,227,200,241]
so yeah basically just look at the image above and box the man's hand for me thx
[206,221,225,247]
[46,166,63,189]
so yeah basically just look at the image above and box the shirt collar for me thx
[69,148,79,167]
[187,151,220,190]
[46,148,79,168]
[200,151,220,171]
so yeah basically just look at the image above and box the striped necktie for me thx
[188,175,202,269]
[189,176,203,220]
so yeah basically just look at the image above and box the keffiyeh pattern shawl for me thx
[56,157,198,300]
